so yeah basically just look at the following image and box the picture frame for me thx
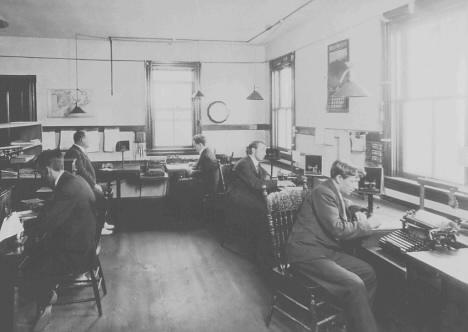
[327,39,349,113]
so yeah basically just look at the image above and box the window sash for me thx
[271,53,295,151]
[385,3,468,185]
[146,62,201,151]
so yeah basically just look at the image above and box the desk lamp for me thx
[116,140,129,168]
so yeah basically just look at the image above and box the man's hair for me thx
[36,149,64,172]
[73,130,86,143]
[193,134,206,146]
[246,140,265,155]
[330,160,360,179]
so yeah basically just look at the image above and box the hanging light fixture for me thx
[332,66,368,98]
[192,40,204,99]
[246,51,264,100]
[0,14,8,29]
[246,85,264,100]
[70,34,85,114]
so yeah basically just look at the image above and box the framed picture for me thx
[48,89,92,117]
[327,39,349,113]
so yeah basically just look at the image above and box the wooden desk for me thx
[97,165,142,199]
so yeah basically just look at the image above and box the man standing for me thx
[190,134,219,195]
[287,160,381,332]
[64,130,113,235]
[26,150,97,330]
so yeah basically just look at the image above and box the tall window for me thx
[387,2,468,184]
[146,62,201,150]
[271,53,295,150]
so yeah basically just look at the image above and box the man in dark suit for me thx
[25,150,97,330]
[64,130,113,235]
[226,141,277,261]
[287,160,381,332]
[190,134,219,195]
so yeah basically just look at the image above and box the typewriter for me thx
[379,209,461,255]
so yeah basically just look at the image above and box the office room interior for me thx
[1,0,468,331]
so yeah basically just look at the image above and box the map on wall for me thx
[48,89,92,117]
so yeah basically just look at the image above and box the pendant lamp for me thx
[332,68,368,98]
[246,86,264,100]
[71,35,85,114]
[0,14,8,28]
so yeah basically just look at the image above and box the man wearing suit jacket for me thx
[190,134,219,195]
[25,150,97,329]
[287,160,381,332]
[64,130,113,234]
[226,141,277,262]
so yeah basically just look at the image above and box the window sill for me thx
[146,148,197,156]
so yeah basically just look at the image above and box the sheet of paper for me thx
[104,128,120,152]
[41,131,57,150]
[0,213,23,241]
[59,130,75,150]
[86,130,100,153]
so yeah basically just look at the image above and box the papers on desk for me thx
[86,130,100,153]
[36,187,53,193]
[0,213,23,242]
[277,180,296,188]
[59,130,75,150]
[41,131,57,150]
[104,128,119,152]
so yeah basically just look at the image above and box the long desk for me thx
[353,196,468,330]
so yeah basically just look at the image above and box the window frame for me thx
[270,52,295,152]
[383,1,468,186]
[145,61,201,154]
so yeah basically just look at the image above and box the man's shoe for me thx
[103,222,115,230]
[101,228,113,235]
[33,290,57,332]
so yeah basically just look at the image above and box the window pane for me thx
[153,69,193,82]
[433,99,465,183]
[277,108,292,150]
[272,71,280,108]
[151,66,195,148]
[279,67,292,108]
[401,101,432,177]
[153,82,192,108]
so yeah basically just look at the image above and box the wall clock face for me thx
[207,101,230,124]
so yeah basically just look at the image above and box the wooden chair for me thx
[262,185,346,331]
[202,160,227,224]
[54,250,107,316]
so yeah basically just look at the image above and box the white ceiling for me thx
[0,0,316,43]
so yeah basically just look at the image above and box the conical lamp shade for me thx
[333,80,368,98]
[0,14,8,29]
[70,103,86,114]
[192,90,204,98]
[246,87,264,100]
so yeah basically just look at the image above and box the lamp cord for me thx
[75,34,79,102]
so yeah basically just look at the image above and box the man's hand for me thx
[94,184,103,193]
[366,215,382,229]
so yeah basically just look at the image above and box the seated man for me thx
[23,150,97,329]
[287,160,381,332]
[64,130,113,235]
[189,134,219,195]
[226,141,277,260]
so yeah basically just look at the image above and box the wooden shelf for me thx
[0,122,41,129]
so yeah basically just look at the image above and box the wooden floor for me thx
[16,201,303,332]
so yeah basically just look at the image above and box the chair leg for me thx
[90,268,103,316]
[308,294,319,332]
[97,259,107,296]
[265,294,278,327]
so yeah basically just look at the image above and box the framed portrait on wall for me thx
[327,39,349,113]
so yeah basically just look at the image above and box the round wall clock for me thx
[207,101,230,124]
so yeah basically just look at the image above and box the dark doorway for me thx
[0,75,37,123]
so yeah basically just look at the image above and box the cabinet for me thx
[0,75,36,123]
[0,122,42,168]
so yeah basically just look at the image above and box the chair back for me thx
[262,183,307,270]
[64,158,77,175]
[216,160,227,193]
